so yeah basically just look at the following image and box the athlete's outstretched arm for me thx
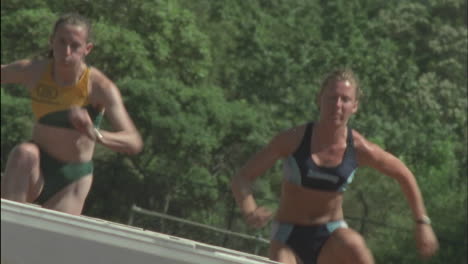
[353,131,439,259]
[1,60,34,85]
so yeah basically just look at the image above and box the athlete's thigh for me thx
[43,174,93,215]
[269,240,302,264]
[27,167,44,202]
[317,228,374,264]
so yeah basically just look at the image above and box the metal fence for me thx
[128,204,270,255]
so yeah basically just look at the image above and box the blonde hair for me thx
[317,68,362,106]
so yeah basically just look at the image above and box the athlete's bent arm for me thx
[88,68,143,154]
[231,127,300,227]
[354,131,439,259]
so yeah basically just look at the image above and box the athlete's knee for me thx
[269,240,299,264]
[335,229,373,263]
[2,143,41,198]
[8,143,40,167]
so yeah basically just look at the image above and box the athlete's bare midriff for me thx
[275,180,344,225]
[24,60,95,162]
[32,123,95,162]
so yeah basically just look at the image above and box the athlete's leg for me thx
[269,240,302,264]
[317,228,374,264]
[1,142,44,202]
[42,174,93,215]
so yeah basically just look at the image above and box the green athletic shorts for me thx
[35,147,93,204]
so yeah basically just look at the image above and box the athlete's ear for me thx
[85,42,94,56]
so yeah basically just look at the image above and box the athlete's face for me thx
[50,24,92,67]
[318,80,358,126]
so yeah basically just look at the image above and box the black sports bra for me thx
[283,122,358,192]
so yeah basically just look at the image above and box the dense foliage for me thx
[1,0,466,263]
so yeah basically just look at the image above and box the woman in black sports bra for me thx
[231,68,438,264]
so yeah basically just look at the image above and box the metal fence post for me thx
[127,204,135,226]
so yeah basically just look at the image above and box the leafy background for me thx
[1,0,466,263]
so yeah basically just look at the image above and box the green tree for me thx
[1,0,465,261]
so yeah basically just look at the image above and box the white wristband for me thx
[94,128,103,142]
[416,215,431,225]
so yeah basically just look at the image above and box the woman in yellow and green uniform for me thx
[30,60,104,204]
[1,13,143,215]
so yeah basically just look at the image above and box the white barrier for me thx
[1,199,278,264]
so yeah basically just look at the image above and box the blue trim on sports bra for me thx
[283,122,358,192]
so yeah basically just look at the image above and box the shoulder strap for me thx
[304,121,314,147]
[293,122,314,157]
[346,125,354,146]
[345,125,358,165]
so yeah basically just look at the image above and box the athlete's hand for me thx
[245,206,273,228]
[415,224,439,259]
[69,106,96,140]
